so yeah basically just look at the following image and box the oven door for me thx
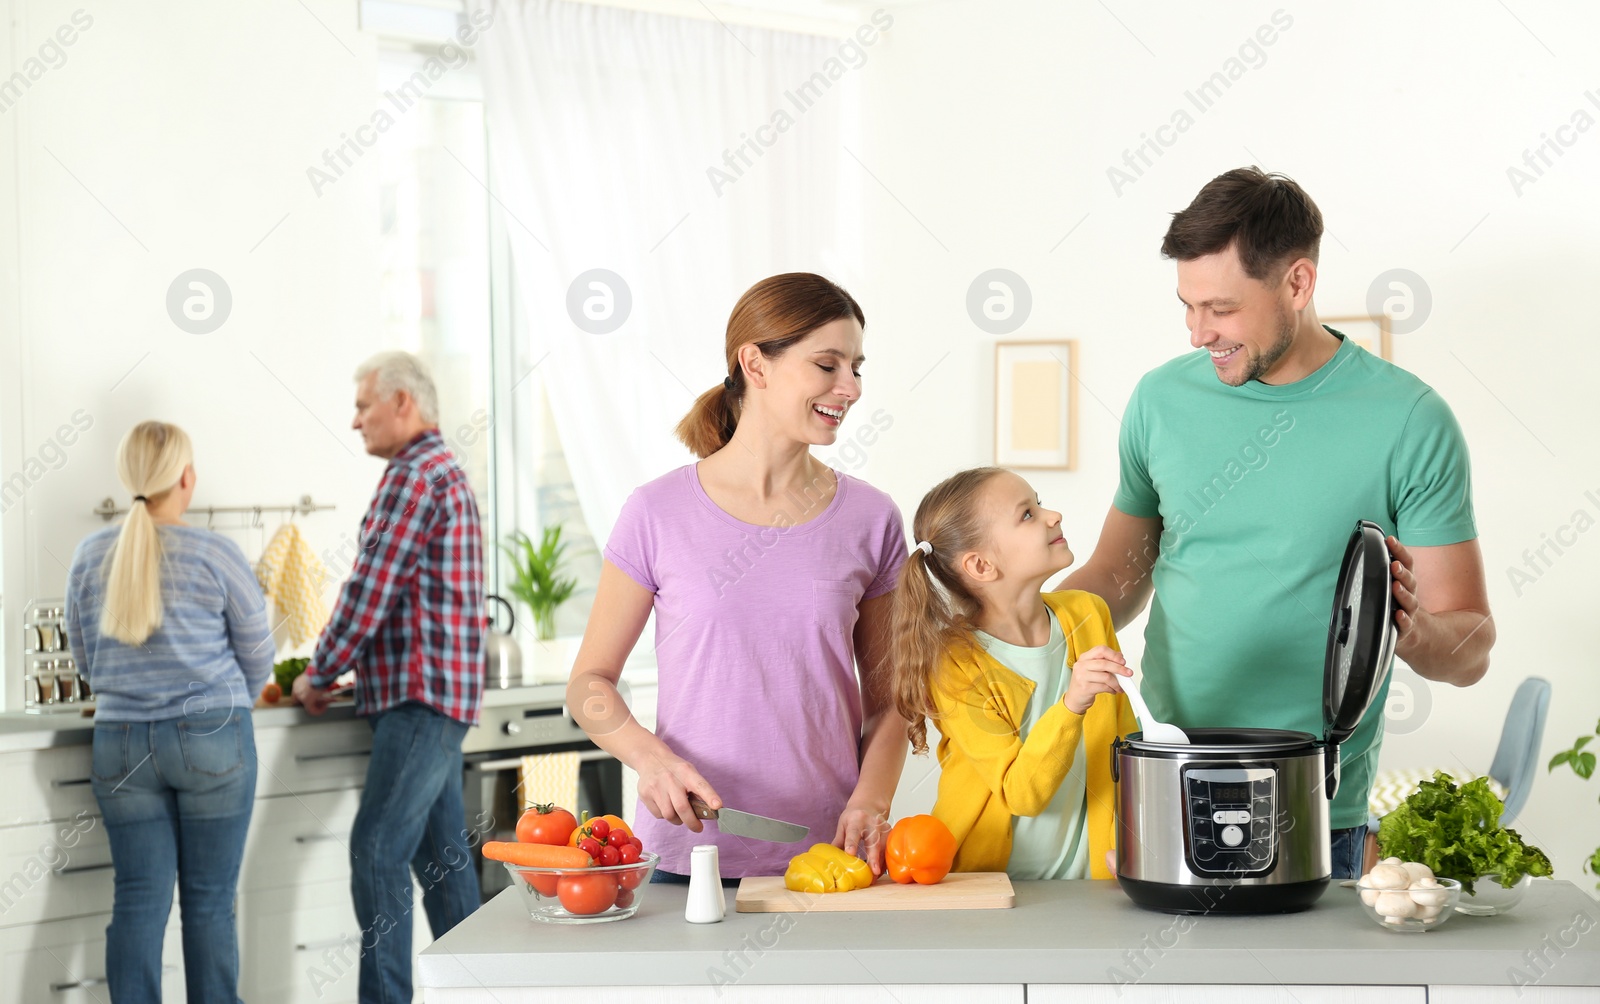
[464,741,624,898]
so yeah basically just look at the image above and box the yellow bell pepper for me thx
[784,843,874,893]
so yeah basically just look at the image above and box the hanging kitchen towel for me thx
[519,751,581,813]
[255,523,330,649]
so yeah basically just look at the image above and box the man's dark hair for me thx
[1161,167,1324,282]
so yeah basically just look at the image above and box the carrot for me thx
[482,841,592,868]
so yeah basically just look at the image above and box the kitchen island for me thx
[418,878,1600,1003]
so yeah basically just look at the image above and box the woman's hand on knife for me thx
[636,752,721,832]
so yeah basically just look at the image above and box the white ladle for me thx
[1119,674,1191,745]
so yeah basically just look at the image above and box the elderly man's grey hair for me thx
[354,351,440,425]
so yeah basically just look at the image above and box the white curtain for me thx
[475,0,863,546]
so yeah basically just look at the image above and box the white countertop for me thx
[419,878,1600,989]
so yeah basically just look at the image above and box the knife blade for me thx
[688,797,809,843]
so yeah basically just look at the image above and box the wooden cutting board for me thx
[735,871,1014,912]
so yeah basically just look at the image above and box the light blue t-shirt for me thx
[66,524,273,721]
[975,618,1090,880]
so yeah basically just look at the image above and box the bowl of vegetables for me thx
[1375,771,1552,910]
[486,806,656,924]
[1355,859,1460,932]
[500,853,658,924]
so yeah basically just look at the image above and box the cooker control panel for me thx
[1182,766,1277,877]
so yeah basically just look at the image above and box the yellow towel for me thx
[519,752,581,813]
[255,524,331,649]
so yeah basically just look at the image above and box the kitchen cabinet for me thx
[0,707,431,1004]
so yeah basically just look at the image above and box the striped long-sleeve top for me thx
[66,525,274,721]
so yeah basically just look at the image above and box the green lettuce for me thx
[1376,771,1552,895]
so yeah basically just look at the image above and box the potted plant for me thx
[1549,718,1600,889]
[502,526,579,642]
[1375,771,1553,914]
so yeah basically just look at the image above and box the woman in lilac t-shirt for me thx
[567,273,909,881]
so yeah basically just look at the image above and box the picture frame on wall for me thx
[994,340,1077,470]
[1323,314,1392,361]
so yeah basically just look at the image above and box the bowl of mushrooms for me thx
[1355,857,1461,932]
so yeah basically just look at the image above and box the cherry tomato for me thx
[598,844,620,867]
[618,865,647,890]
[617,842,641,865]
[628,836,644,852]
[522,869,559,897]
[578,837,602,859]
[569,814,633,847]
[614,886,635,909]
[517,804,578,846]
[557,873,619,915]
[589,818,611,842]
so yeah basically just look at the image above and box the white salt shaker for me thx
[684,844,726,923]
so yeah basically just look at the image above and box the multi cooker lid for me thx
[1323,520,1398,746]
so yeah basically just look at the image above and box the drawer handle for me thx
[50,777,93,788]
[296,936,356,952]
[294,750,371,763]
[54,966,175,991]
[294,832,351,844]
[56,861,114,876]
[292,748,369,764]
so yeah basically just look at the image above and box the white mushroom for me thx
[1366,864,1409,890]
[1401,862,1435,884]
[1410,885,1451,908]
[1375,891,1418,919]
[1382,856,1403,866]
[1414,903,1442,921]
[1360,888,1380,906]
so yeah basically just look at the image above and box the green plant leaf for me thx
[1576,751,1597,780]
[1576,735,1594,752]
[1550,750,1572,771]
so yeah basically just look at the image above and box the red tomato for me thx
[598,844,620,867]
[521,869,559,898]
[614,886,635,909]
[517,804,578,846]
[578,837,603,859]
[558,873,619,915]
[589,818,611,842]
[617,865,647,890]
[617,843,641,865]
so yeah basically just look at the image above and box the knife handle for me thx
[687,796,718,820]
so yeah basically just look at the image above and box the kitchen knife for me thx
[688,796,809,843]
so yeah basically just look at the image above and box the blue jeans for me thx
[90,709,256,1004]
[351,702,480,1004]
[1330,824,1367,880]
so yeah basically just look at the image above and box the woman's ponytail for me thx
[100,422,192,646]
[674,376,741,460]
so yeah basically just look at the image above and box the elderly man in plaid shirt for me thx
[295,350,484,1004]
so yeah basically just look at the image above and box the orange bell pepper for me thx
[885,814,957,885]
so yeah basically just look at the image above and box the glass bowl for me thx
[502,852,658,924]
[1354,876,1461,933]
[1456,873,1531,916]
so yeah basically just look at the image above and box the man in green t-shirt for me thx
[1062,167,1494,879]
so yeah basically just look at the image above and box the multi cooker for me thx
[1112,520,1397,914]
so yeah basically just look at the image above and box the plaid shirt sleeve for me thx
[306,464,433,688]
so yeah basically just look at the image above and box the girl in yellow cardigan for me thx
[890,467,1136,880]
